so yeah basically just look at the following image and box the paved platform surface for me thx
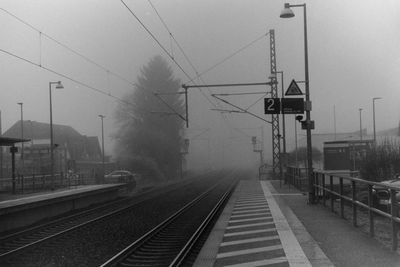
[195,178,400,266]
[269,180,400,267]
[0,184,124,210]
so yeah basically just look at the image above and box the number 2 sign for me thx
[264,98,280,114]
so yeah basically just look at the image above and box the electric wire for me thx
[0,7,184,120]
[145,0,237,126]
[0,7,136,88]
[185,32,269,84]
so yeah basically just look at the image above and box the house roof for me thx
[0,137,30,146]
[3,120,101,160]
[3,120,81,143]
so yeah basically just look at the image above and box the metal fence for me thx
[313,170,400,251]
[0,172,97,194]
[285,166,308,191]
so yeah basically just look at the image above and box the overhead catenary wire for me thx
[185,32,269,84]
[0,7,185,120]
[144,0,270,133]
[2,5,270,137]
[146,0,226,118]
[0,8,136,88]
[0,47,134,108]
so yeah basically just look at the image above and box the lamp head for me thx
[280,3,295,18]
[295,115,303,122]
[55,81,64,89]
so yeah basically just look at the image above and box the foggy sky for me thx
[0,0,399,168]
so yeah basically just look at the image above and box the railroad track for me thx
[0,179,194,260]
[101,177,237,266]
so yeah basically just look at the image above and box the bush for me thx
[359,138,400,182]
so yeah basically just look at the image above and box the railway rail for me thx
[0,178,195,262]
[101,176,237,266]
[0,171,236,266]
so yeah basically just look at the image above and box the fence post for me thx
[21,174,24,194]
[340,178,345,219]
[390,189,398,251]
[368,184,374,237]
[322,173,326,207]
[352,180,357,227]
[314,172,319,203]
[330,175,334,212]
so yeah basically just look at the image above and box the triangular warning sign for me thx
[285,79,303,96]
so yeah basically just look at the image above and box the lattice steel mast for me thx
[269,29,281,177]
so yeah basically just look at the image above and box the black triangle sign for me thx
[285,79,303,96]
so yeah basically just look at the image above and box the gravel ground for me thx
[2,173,234,267]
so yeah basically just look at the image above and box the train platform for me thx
[0,183,127,233]
[195,179,400,267]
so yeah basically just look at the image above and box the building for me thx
[323,140,374,171]
[2,120,103,176]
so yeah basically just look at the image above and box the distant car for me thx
[104,170,137,188]
[372,178,400,212]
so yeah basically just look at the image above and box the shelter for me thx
[0,136,30,193]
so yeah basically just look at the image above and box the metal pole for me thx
[334,105,337,140]
[281,3,314,202]
[18,103,24,175]
[0,110,2,179]
[49,83,54,190]
[261,126,264,165]
[279,72,287,160]
[302,4,314,203]
[359,108,363,140]
[373,100,376,142]
[184,87,188,128]
[295,116,298,168]
[99,115,105,181]
[372,97,381,143]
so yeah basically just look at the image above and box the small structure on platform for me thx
[0,136,30,193]
[323,140,374,171]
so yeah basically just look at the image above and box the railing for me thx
[0,172,96,194]
[285,166,308,191]
[313,170,400,251]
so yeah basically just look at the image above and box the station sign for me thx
[264,98,280,114]
[281,98,304,114]
[285,79,303,96]
[264,97,304,114]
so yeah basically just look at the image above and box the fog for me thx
[0,0,399,171]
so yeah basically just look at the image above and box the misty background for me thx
[0,0,399,172]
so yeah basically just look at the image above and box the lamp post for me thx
[49,81,64,190]
[98,114,105,181]
[17,102,24,174]
[359,108,363,140]
[281,3,315,203]
[372,97,382,142]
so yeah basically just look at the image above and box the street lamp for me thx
[359,108,363,140]
[372,97,382,142]
[280,3,314,203]
[17,102,24,174]
[49,81,63,190]
[98,114,105,182]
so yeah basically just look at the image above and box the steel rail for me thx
[100,178,236,266]
[0,180,194,259]
[170,179,237,266]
